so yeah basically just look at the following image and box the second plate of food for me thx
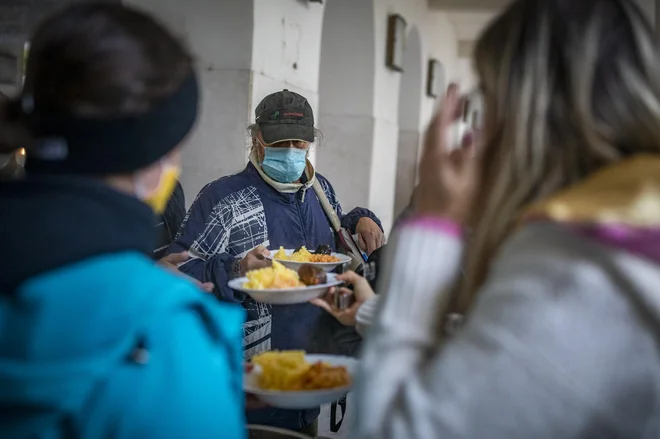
[244,351,357,410]
[269,246,352,272]
[227,261,343,305]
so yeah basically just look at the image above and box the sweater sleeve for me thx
[355,223,651,439]
[354,218,463,436]
[167,184,244,303]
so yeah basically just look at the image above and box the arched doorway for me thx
[394,26,423,219]
[317,0,376,212]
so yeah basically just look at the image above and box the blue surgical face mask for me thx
[261,145,308,183]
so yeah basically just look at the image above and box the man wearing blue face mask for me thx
[167,89,384,434]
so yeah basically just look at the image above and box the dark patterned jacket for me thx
[167,161,381,430]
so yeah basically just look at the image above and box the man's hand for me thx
[159,251,214,293]
[239,245,271,276]
[355,217,385,256]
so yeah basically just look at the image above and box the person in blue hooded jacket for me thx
[168,89,385,434]
[0,4,244,438]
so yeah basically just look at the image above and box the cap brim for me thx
[260,123,314,144]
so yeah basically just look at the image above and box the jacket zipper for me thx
[295,190,308,245]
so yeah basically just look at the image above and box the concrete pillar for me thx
[317,0,376,216]
[394,26,423,220]
[249,0,325,168]
[125,0,325,202]
[123,0,254,199]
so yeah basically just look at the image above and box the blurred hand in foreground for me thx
[415,83,479,224]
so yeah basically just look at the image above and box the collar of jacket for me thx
[522,154,660,227]
[0,175,154,290]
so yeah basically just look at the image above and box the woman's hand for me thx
[239,245,271,276]
[311,271,376,326]
[416,84,479,223]
[356,217,385,255]
[159,251,214,293]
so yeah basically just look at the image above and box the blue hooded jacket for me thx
[0,177,246,438]
[168,159,381,430]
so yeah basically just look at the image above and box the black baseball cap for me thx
[255,89,314,144]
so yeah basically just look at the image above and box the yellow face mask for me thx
[139,163,181,214]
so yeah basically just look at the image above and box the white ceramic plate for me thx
[267,249,352,273]
[244,354,357,410]
[228,274,343,305]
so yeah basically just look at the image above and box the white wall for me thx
[394,26,423,218]
[370,0,460,232]
[125,0,327,200]
[124,0,254,201]
[455,57,477,90]
[250,0,325,166]
[124,0,464,231]
[317,0,377,213]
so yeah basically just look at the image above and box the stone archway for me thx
[317,0,376,212]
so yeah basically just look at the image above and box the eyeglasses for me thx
[268,140,309,149]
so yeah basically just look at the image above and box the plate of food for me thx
[245,350,357,410]
[269,246,352,272]
[227,261,343,304]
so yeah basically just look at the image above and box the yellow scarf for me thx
[522,155,660,227]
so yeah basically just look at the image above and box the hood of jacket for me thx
[0,176,207,433]
[523,154,660,330]
[0,176,155,290]
[523,154,660,265]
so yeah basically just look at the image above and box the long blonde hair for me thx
[451,0,660,314]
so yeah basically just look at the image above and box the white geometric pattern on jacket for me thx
[184,181,341,360]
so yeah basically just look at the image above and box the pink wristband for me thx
[400,216,463,237]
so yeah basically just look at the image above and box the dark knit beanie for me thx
[23,72,198,175]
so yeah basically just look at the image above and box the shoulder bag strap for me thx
[312,180,364,270]
[312,179,342,232]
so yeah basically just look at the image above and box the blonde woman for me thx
[350,0,660,438]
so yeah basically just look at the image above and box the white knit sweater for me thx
[354,220,660,439]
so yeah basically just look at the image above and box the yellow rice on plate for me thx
[243,260,303,290]
[250,350,351,391]
[273,246,341,263]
